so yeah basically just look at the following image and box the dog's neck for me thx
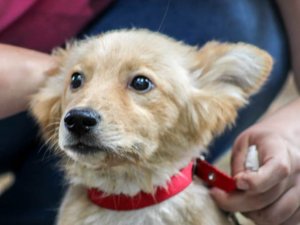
[64,153,198,196]
[87,162,194,210]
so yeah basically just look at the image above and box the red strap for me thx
[195,159,236,192]
[88,162,194,211]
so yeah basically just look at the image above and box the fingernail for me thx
[236,180,249,190]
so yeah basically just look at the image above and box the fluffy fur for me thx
[30,29,272,225]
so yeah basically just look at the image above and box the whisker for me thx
[157,0,172,32]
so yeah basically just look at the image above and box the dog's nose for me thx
[64,108,100,135]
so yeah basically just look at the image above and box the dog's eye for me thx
[129,76,154,93]
[70,72,84,90]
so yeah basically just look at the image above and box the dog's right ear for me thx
[30,48,68,141]
[186,42,273,145]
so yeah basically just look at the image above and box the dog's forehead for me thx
[70,30,194,70]
[97,30,179,54]
[95,33,173,63]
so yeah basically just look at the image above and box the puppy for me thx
[30,29,272,225]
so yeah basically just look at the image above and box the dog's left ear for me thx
[30,73,63,141]
[187,42,273,143]
[30,48,69,141]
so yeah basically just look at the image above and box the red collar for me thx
[87,159,236,211]
[88,162,193,211]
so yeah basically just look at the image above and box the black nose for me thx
[64,108,100,135]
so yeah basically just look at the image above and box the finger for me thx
[245,186,299,225]
[235,156,290,193]
[282,176,300,225]
[211,177,291,212]
[210,188,240,212]
[283,208,300,225]
[235,137,291,193]
[231,132,250,176]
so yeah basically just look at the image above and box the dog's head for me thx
[31,29,272,172]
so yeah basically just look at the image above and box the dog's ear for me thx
[187,42,273,144]
[30,48,68,141]
[30,74,63,141]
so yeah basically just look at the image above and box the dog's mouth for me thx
[64,142,110,155]
[63,142,139,168]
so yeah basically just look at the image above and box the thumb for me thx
[230,132,251,177]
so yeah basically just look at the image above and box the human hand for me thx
[0,44,55,118]
[211,122,300,225]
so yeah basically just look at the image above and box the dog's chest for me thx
[57,182,231,225]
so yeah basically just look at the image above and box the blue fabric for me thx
[0,1,290,224]
[0,113,65,225]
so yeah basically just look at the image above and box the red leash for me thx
[88,159,236,210]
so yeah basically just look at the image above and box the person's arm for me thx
[0,44,55,119]
[211,1,300,224]
[277,0,300,90]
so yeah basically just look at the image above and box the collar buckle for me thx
[194,156,237,193]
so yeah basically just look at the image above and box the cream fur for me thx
[30,29,273,225]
